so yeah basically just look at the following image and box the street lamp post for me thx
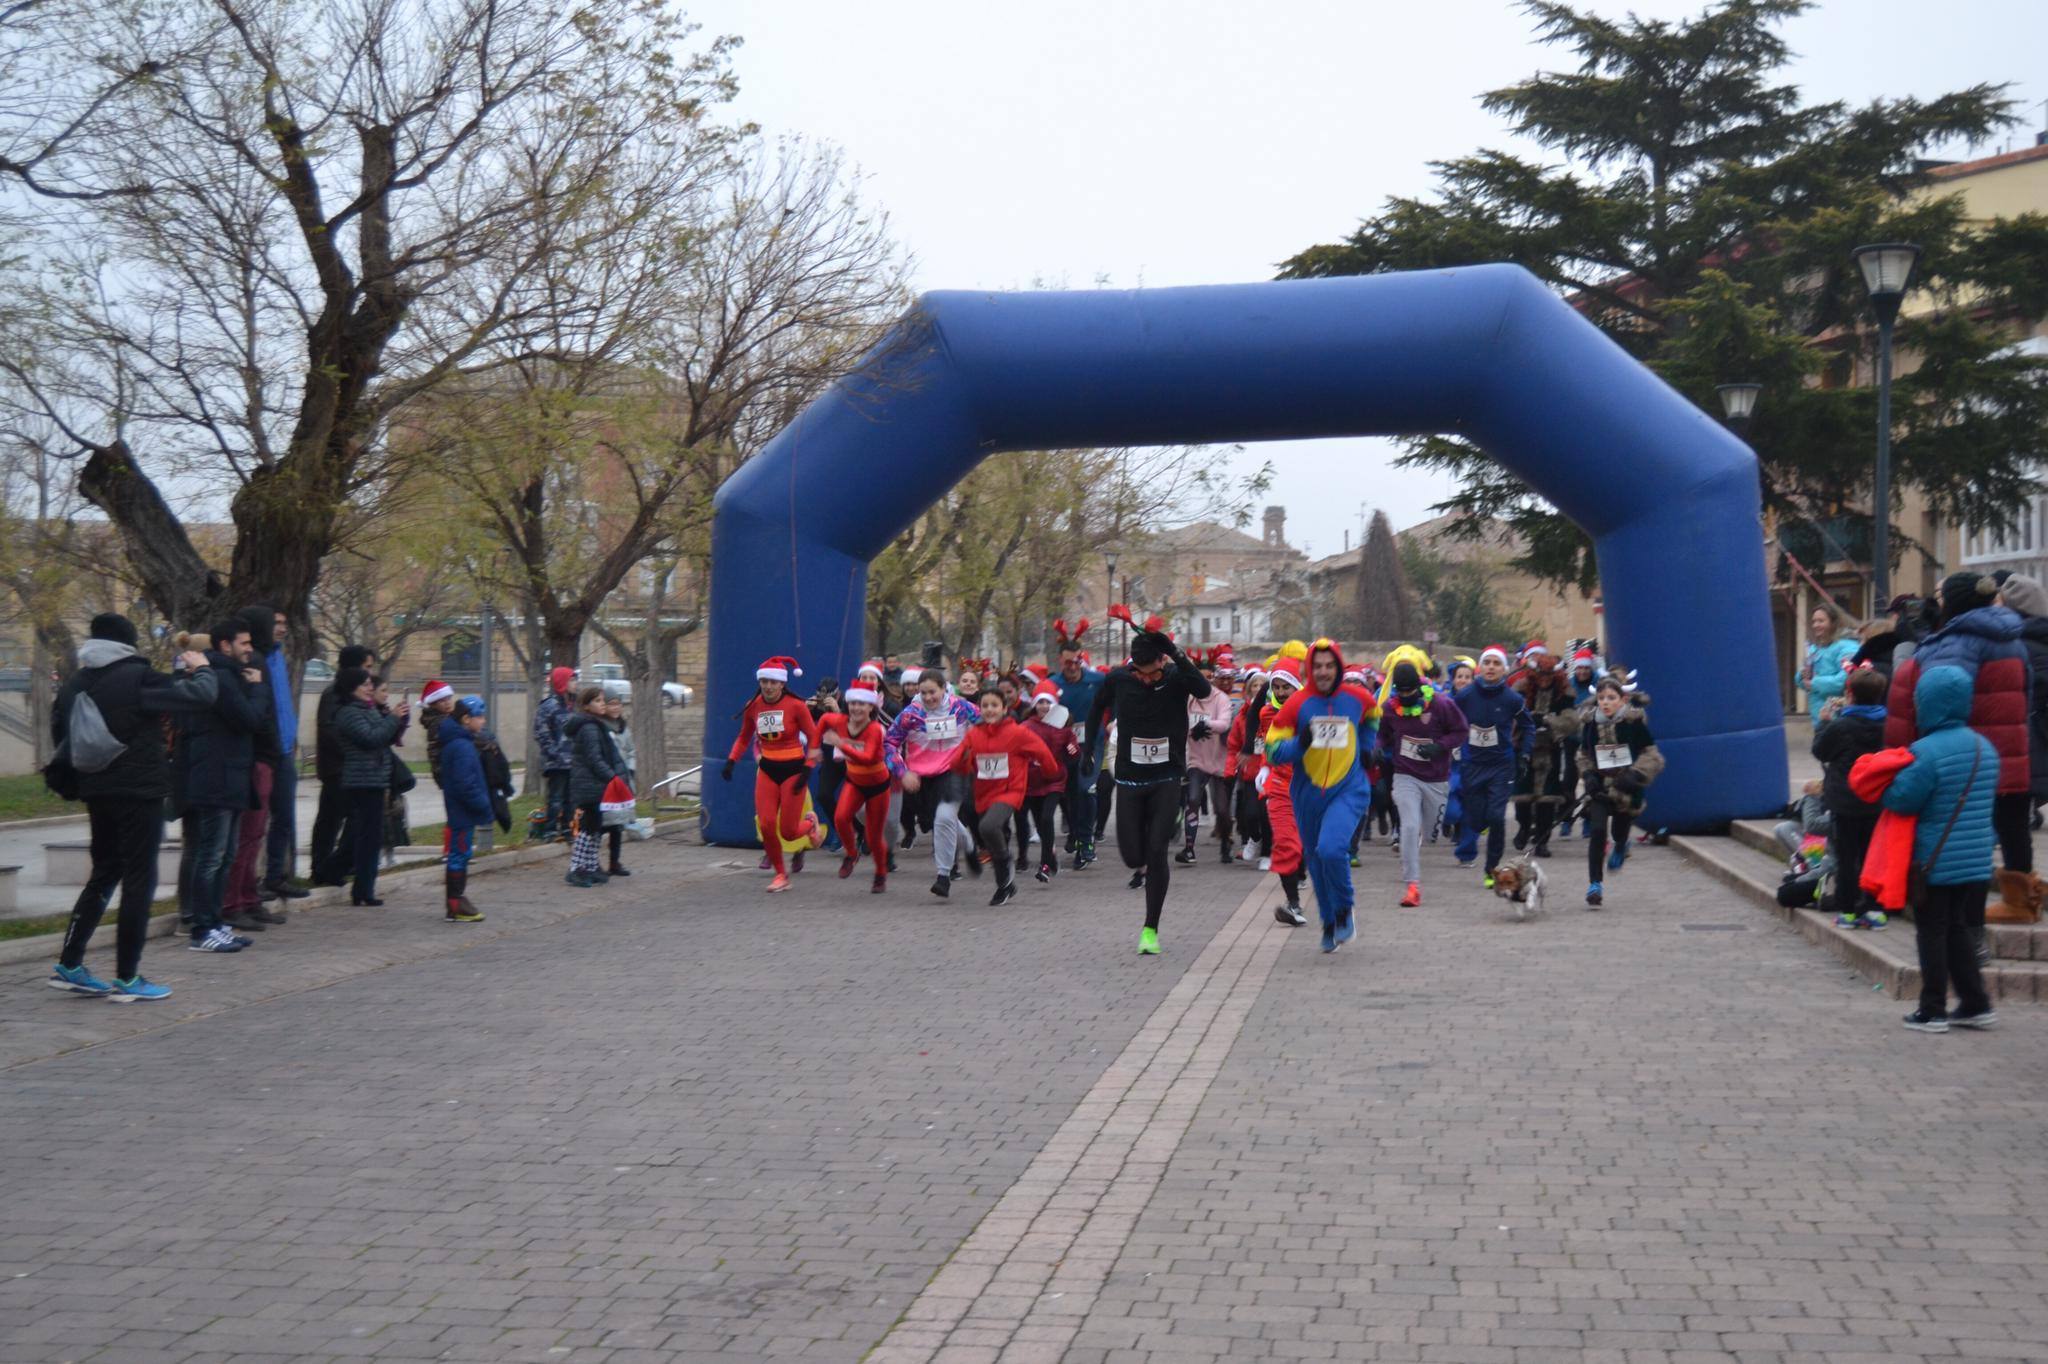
[1851,241,1922,611]
[1716,382,1761,433]
[1104,550,1120,650]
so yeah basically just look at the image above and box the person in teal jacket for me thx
[1797,607,1859,708]
[1882,665,1997,1033]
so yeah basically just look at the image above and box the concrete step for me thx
[1671,833,2048,1003]
[1731,819,1784,859]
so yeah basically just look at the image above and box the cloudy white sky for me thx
[686,0,2048,558]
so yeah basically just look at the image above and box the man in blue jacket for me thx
[1454,646,1534,886]
[1054,629,1106,868]
[251,605,311,905]
[1884,665,1998,1033]
[438,697,495,923]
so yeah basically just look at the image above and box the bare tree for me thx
[0,0,746,662]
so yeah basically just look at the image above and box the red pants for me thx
[834,778,892,876]
[225,761,274,914]
[754,760,814,874]
[1265,785,1302,877]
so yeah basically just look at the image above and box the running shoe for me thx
[1137,926,1159,955]
[1257,856,1271,872]
[899,830,916,850]
[790,852,806,875]
[1174,847,1197,865]
[1585,882,1603,908]
[1949,1008,1999,1030]
[188,927,244,952]
[1334,912,1355,947]
[445,906,485,924]
[1607,846,1626,872]
[1274,901,1306,927]
[1128,870,1146,890]
[1348,854,1360,868]
[1533,841,1552,859]
[1383,831,1399,847]
[1901,1010,1949,1033]
[990,881,1018,907]
[757,853,773,871]
[1399,882,1421,908]
[1035,863,1052,884]
[1320,924,1337,953]
[871,874,887,894]
[606,864,632,878]
[1482,872,1496,890]
[838,855,859,880]
[47,964,112,995]
[765,873,791,893]
[803,816,829,851]
[107,975,172,1003]
[1455,854,1476,867]
[1862,910,1889,931]
[930,875,950,899]
[1836,911,1861,929]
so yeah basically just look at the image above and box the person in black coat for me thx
[1811,666,1891,929]
[310,643,375,884]
[176,619,269,951]
[47,614,219,998]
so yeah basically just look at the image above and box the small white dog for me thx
[1490,854,1546,920]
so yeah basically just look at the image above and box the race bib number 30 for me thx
[1596,742,1631,770]
[1310,717,1348,749]
[755,711,785,738]
[1130,737,1170,765]
[1468,725,1498,748]
[976,753,1010,781]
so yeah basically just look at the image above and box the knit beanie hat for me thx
[1390,661,1422,694]
[2002,573,2048,620]
[89,612,139,646]
[549,665,576,693]
[1939,571,1999,623]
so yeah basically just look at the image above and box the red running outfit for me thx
[729,692,821,875]
[820,712,892,878]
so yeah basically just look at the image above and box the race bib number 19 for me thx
[1310,717,1348,749]
[1130,737,1170,765]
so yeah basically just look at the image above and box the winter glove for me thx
[1191,719,1214,740]
[1416,741,1445,762]
[1611,769,1644,794]
[721,759,735,782]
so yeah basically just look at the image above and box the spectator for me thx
[1812,666,1890,930]
[1884,665,1999,1033]
[375,677,411,867]
[222,610,288,934]
[1796,607,1857,712]
[532,665,576,840]
[605,695,636,877]
[253,604,309,905]
[437,696,493,923]
[418,678,458,784]
[311,644,375,883]
[1852,596,1922,680]
[176,620,269,954]
[332,666,409,905]
[45,614,217,1001]
[1995,573,2048,922]
[564,686,627,887]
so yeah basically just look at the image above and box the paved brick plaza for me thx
[3,830,2046,1363]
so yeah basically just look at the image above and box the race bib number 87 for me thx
[1310,717,1348,749]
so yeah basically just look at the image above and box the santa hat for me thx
[844,685,882,708]
[421,679,454,706]
[1570,647,1596,669]
[756,655,802,682]
[1479,645,1510,668]
[1242,663,1267,685]
[1032,678,1060,704]
[1213,643,1236,670]
[855,659,885,681]
[899,667,922,684]
[1268,655,1304,686]
[1520,639,1549,662]
[1024,662,1051,683]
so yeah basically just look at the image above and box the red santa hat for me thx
[421,679,454,706]
[1571,647,1596,668]
[1520,639,1551,663]
[844,685,883,708]
[1479,645,1510,668]
[899,666,922,684]
[1268,655,1304,686]
[855,659,885,681]
[756,655,802,682]
[1032,678,1060,705]
[1342,666,1369,686]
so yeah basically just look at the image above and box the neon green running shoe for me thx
[1483,872,1496,890]
[1138,926,1160,955]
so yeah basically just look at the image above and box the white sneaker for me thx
[1257,856,1272,872]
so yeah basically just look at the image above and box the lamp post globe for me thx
[1851,242,1921,610]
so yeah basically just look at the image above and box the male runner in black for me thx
[1087,628,1212,955]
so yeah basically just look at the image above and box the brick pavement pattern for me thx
[2,823,2046,1363]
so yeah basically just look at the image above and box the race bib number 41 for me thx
[1130,736,1170,765]
[1596,742,1632,770]
[1310,717,1348,749]
[755,711,785,738]
[976,753,1010,781]
[924,715,959,743]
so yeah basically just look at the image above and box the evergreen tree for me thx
[1357,510,1419,639]
[1282,0,2048,588]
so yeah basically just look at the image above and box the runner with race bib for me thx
[722,654,827,894]
[1085,613,1214,956]
[1374,661,1471,909]
[1265,639,1380,953]
[886,674,985,899]
[1452,646,1534,888]
[1577,671,1664,908]
[949,689,1061,906]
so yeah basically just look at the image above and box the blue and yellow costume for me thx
[1266,640,1381,932]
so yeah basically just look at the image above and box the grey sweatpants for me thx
[1394,772,1448,884]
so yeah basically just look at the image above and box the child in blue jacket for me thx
[437,697,495,923]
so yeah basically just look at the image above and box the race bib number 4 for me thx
[924,715,959,743]
[1399,735,1430,762]
[976,753,1010,781]
[1596,742,1632,770]
[755,711,785,738]
[1310,717,1348,749]
[1468,725,1498,748]
[1130,736,1170,765]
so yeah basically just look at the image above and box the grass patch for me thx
[0,773,79,823]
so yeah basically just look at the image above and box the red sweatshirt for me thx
[729,694,820,765]
[1227,695,1271,782]
[818,713,889,784]
[1022,716,1079,796]
[949,718,1060,812]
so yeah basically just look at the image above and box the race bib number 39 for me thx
[1468,725,1498,748]
[1130,737,1170,765]
[755,711,785,738]
[1596,742,1631,770]
[1310,717,1348,749]
[976,753,1010,781]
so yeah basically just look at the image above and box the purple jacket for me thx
[1374,688,1470,783]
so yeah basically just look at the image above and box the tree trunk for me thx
[78,439,224,627]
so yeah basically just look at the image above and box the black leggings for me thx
[1585,798,1634,882]
[1023,792,1060,867]
[1994,791,2032,873]
[1916,880,1992,1018]
[1116,779,1181,930]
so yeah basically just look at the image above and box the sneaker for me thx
[990,880,1018,907]
[1128,870,1146,890]
[757,853,773,871]
[1482,872,1497,890]
[565,870,597,887]
[1456,853,1477,867]
[1240,840,1254,860]
[1555,824,1572,840]
[107,975,172,1002]
[1399,882,1421,908]
[222,913,266,933]
[1035,863,1052,884]
[1321,924,1337,953]
[1219,845,1234,865]
[930,875,950,899]
[1257,856,1272,872]
[838,855,859,880]
[871,874,887,894]
[1607,846,1626,872]
[606,864,632,878]
[263,881,311,901]
[445,906,485,923]
[1533,842,1552,859]
[899,830,916,850]
[1174,846,1198,865]
[1586,882,1603,908]
[1334,912,1355,946]
[789,853,805,876]
[1138,926,1160,955]
[964,854,984,879]
[47,963,112,995]
[1837,911,1861,929]
[1383,831,1399,847]
[1950,1008,1999,1030]
[1862,910,1889,931]
[1275,901,1306,927]
[1349,854,1361,868]
[765,873,791,894]
[1514,829,1530,851]
[188,927,245,953]
[1902,1009,1949,1033]
[803,816,829,851]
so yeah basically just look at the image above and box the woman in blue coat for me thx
[437,697,494,923]
[1883,665,1997,1032]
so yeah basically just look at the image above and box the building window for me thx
[441,631,481,674]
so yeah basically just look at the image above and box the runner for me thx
[1226,662,1271,867]
[1086,615,1213,954]
[886,672,984,898]
[1453,646,1534,887]
[722,655,827,893]
[1579,673,1664,907]
[1052,619,1106,869]
[1509,641,1578,858]
[1374,661,1469,908]
[1020,682,1079,882]
[1257,655,1307,923]
[1265,639,1379,952]
[820,682,894,892]
[1179,649,1236,865]
[950,689,1061,905]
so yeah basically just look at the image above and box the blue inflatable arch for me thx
[704,263,1785,839]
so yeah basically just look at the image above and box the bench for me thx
[45,841,182,887]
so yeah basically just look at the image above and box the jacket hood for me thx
[2019,614,2048,641]
[1914,665,1975,732]
[76,639,138,670]
[1936,603,2022,644]
[1307,638,1346,695]
[562,712,599,737]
